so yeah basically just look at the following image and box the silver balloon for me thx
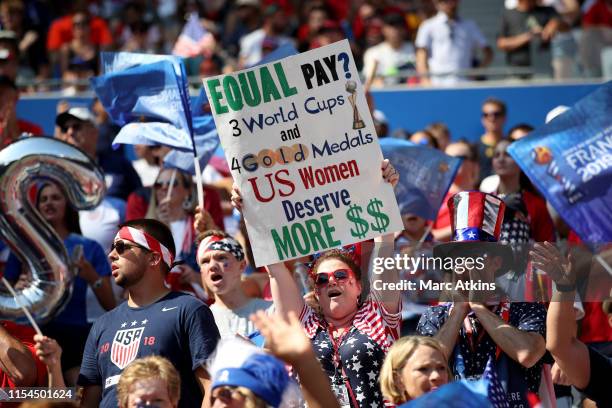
[0,137,105,323]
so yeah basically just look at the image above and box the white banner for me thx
[203,40,402,266]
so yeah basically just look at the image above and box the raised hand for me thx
[230,183,243,212]
[381,159,399,188]
[530,242,575,286]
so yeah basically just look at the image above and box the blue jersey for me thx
[78,291,220,408]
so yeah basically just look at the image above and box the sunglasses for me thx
[60,122,84,133]
[73,19,89,27]
[315,268,351,286]
[110,240,149,255]
[154,179,180,189]
[482,111,504,119]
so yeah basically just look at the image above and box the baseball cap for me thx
[55,106,95,128]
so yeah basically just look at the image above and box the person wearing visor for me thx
[77,218,220,408]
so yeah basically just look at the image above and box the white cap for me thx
[55,106,95,127]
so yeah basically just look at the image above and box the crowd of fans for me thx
[0,1,610,408]
[0,0,610,92]
[0,77,609,407]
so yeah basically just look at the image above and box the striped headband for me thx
[116,226,175,268]
[197,235,244,262]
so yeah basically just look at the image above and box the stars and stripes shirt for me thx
[299,293,401,407]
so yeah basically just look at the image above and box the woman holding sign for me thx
[232,159,401,408]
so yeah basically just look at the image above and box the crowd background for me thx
[0,0,610,408]
[0,0,609,93]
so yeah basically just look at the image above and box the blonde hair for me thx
[117,355,181,408]
[380,336,450,405]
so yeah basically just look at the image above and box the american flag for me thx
[483,357,510,408]
[172,12,214,58]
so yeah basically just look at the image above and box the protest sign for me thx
[508,82,612,243]
[380,138,461,221]
[203,40,403,266]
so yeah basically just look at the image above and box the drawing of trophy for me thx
[345,80,365,129]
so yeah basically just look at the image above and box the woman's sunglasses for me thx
[110,240,149,255]
[153,179,180,189]
[315,268,351,286]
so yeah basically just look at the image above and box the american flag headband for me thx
[197,235,244,261]
[116,226,175,268]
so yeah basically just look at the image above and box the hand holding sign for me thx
[205,40,402,266]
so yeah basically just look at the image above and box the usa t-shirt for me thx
[78,291,220,408]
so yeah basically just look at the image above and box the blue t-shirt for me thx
[5,233,111,327]
[78,291,220,408]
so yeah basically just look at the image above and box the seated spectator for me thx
[416,0,492,86]
[197,230,272,338]
[117,356,180,408]
[497,0,565,74]
[59,11,98,94]
[0,1,49,81]
[0,75,43,148]
[531,242,612,408]
[380,336,450,405]
[363,12,416,85]
[46,4,111,60]
[238,5,294,68]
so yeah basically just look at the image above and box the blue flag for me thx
[91,60,193,151]
[507,81,612,243]
[100,51,192,132]
[163,89,220,174]
[380,138,461,220]
[400,380,492,408]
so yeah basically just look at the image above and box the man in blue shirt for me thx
[78,219,220,408]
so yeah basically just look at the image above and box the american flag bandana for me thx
[116,226,175,268]
[198,235,244,261]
